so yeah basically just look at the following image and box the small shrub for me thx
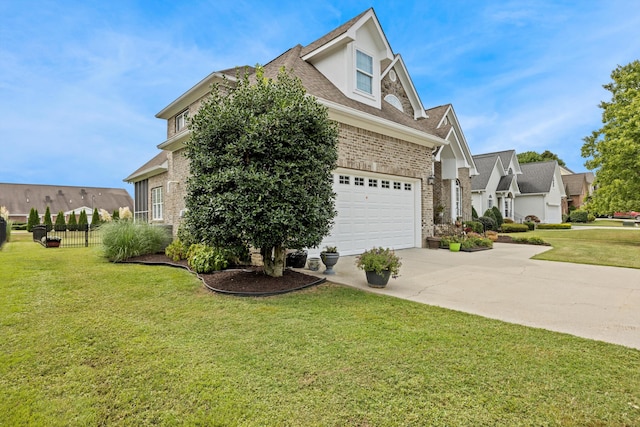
[485,230,499,241]
[491,206,504,228]
[478,216,496,231]
[187,243,229,273]
[92,208,101,227]
[500,223,529,233]
[569,210,588,223]
[483,209,496,222]
[78,211,89,230]
[524,221,536,231]
[464,220,484,234]
[587,213,596,222]
[112,209,120,221]
[512,236,548,245]
[536,223,572,230]
[165,239,188,261]
[102,221,172,262]
[54,211,66,231]
[355,247,402,276]
[471,206,479,219]
[503,218,514,224]
[524,215,540,223]
[461,236,493,249]
[562,213,570,223]
[67,212,78,231]
[44,206,53,232]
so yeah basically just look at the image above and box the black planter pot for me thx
[286,252,308,269]
[365,270,392,288]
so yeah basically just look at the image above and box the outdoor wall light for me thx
[427,175,436,185]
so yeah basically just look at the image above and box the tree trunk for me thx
[261,245,285,277]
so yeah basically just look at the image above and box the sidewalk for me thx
[310,244,640,350]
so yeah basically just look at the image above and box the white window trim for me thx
[151,187,163,221]
[355,48,374,97]
[175,109,189,132]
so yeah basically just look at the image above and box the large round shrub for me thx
[102,221,172,262]
[478,216,496,231]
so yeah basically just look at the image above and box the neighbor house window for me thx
[356,50,373,94]
[151,186,163,220]
[175,109,189,132]
[488,195,493,209]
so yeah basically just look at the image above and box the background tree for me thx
[112,209,120,221]
[27,208,39,232]
[92,208,100,226]
[54,211,66,231]
[582,60,640,214]
[184,67,339,277]
[44,206,53,231]
[517,150,566,167]
[67,212,78,231]
[78,210,88,231]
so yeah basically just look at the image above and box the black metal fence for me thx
[33,224,103,248]
[0,217,6,248]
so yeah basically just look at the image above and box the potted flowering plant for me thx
[41,236,61,248]
[356,247,402,288]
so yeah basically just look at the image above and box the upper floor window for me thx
[356,50,373,95]
[175,109,189,132]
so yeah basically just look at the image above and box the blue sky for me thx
[2,1,639,196]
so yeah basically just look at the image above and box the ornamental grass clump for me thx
[102,221,172,262]
[356,247,402,276]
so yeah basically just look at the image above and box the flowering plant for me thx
[356,247,401,276]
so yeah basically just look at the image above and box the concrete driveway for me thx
[316,244,640,350]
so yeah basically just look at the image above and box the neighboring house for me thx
[517,161,567,224]
[561,172,594,213]
[126,8,476,256]
[0,183,133,223]
[471,150,522,221]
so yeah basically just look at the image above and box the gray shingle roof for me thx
[124,151,168,182]
[471,150,517,191]
[0,183,133,217]
[518,161,558,194]
[562,173,588,196]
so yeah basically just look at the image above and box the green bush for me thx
[67,212,78,231]
[524,221,536,231]
[187,243,229,273]
[500,223,529,233]
[44,206,53,232]
[11,222,27,231]
[461,236,493,249]
[112,209,120,221]
[102,221,172,262]
[536,223,572,230]
[464,221,484,234]
[491,206,504,228]
[54,211,66,231]
[92,208,101,227]
[27,208,39,232]
[562,214,570,223]
[471,206,479,219]
[78,211,89,230]
[483,209,496,222]
[511,236,548,245]
[587,213,596,222]
[165,239,188,262]
[478,216,496,231]
[569,210,588,223]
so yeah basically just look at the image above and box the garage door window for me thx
[404,183,412,191]
[393,182,401,190]
[354,177,365,186]
[339,175,350,185]
[381,180,390,189]
[368,179,378,187]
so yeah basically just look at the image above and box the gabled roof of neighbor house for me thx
[0,183,133,217]
[562,173,587,196]
[471,150,514,191]
[518,161,560,194]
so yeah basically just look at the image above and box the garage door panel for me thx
[319,172,417,256]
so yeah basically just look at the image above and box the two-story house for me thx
[125,8,476,255]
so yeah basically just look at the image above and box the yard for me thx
[1,234,639,425]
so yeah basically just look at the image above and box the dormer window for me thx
[356,50,373,94]
[175,109,189,132]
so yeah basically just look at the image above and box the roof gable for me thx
[518,161,560,194]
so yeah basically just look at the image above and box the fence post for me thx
[85,228,89,247]
[0,217,6,248]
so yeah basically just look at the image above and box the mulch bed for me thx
[124,254,325,296]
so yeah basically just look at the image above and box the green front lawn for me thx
[527,228,640,268]
[1,239,639,425]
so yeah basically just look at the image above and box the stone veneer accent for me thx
[381,68,414,117]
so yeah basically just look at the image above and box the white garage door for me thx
[320,172,418,256]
